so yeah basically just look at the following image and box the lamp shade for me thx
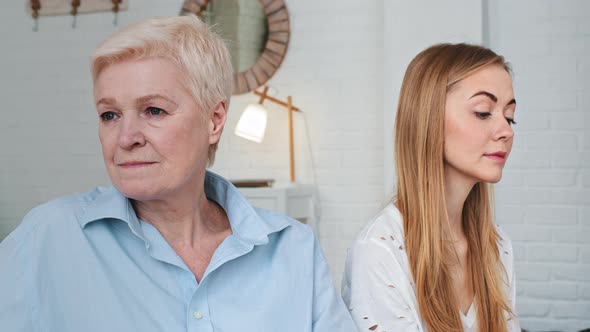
[234,103,268,143]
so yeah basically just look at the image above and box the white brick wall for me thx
[0,0,186,236]
[383,0,483,197]
[1,1,588,331]
[210,0,385,282]
[489,0,590,330]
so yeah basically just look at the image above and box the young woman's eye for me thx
[146,107,166,116]
[100,111,118,121]
[475,112,492,119]
[505,117,517,126]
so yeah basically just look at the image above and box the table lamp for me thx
[234,86,301,183]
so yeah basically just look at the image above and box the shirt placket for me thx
[186,281,213,332]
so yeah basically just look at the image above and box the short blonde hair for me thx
[91,15,233,164]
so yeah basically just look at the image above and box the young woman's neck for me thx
[443,167,477,240]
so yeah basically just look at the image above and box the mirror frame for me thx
[181,0,291,95]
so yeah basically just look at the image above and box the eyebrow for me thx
[96,97,116,107]
[95,94,179,108]
[136,94,178,107]
[470,91,516,106]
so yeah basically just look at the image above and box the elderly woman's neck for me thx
[133,191,231,248]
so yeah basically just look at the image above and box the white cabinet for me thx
[237,184,317,232]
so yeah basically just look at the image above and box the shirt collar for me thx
[79,170,290,246]
[79,186,147,241]
[204,171,290,245]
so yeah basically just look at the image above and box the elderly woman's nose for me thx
[118,116,146,149]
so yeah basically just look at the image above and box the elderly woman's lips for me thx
[117,161,157,167]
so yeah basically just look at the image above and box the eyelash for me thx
[475,112,517,126]
[475,112,492,119]
[99,107,166,122]
[100,111,118,122]
[146,106,166,116]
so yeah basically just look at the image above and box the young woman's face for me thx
[443,64,516,185]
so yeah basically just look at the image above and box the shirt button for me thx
[193,311,203,320]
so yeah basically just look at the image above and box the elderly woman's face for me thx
[94,57,213,201]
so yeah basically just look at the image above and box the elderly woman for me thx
[0,16,355,332]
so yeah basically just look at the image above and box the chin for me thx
[112,179,163,201]
[477,172,503,184]
[116,187,155,201]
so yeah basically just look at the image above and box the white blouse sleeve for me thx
[502,236,521,332]
[342,239,420,332]
[507,268,521,331]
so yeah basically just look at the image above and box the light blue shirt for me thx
[0,171,356,332]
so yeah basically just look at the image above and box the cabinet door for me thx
[237,189,287,214]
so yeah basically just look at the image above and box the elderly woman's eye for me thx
[100,112,118,121]
[146,107,165,116]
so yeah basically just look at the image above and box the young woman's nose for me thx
[493,114,515,141]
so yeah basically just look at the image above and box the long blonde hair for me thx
[394,43,513,332]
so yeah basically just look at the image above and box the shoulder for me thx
[6,187,108,245]
[343,204,421,331]
[495,223,513,249]
[253,207,316,245]
[495,224,514,259]
[495,223,515,280]
[250,207,330,274]
[345,203,409,278]
[254,206,313,232]
[351,203,405,251]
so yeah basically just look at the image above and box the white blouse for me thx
[342,203,520,332]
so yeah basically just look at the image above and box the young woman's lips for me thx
[484,152,507,163]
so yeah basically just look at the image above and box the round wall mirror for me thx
[181,0,290,95]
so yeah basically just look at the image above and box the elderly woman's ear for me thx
[208,100,227,145]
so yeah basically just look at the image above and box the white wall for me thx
[0,0,185,237]
[488,1,590,330]
[383,0,483,196]
[381,1,590,331]
[212,0,385,282]
[1,1,589,331]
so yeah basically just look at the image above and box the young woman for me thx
[343,43,521,332]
